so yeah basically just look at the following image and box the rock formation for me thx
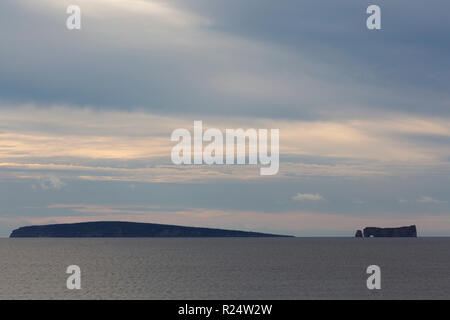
[354,225,417,237]
[355,230,363,237]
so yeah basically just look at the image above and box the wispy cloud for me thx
[2,106,450,185]
[36,176,65,190]
[292,193,325,202]
[416,196,447,204]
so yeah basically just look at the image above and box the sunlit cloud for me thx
[2,105,450,185]
[38,0,211,27]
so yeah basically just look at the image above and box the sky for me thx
[1,0,450,236]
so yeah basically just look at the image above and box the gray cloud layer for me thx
[1,0,449,118]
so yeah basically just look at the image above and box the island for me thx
[9,221,293,238]
[354,225,417,238]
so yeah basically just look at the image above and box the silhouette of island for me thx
[354,225,417,237]
[9,221,293,238]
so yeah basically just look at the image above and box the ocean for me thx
[0,238,449,299]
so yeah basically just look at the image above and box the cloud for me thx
[1,0,449,119]
[2,105,450,185]
[2,1,450,236]
[292,193,325,202]
[40,0,211,27]
[35,176,65,190]
[416,196,447,204]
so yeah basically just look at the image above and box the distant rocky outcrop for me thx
[355,230,363,238]
[10,221,293,238]
[354,225,417,238]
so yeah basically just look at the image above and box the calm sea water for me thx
[0,238,449,299]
